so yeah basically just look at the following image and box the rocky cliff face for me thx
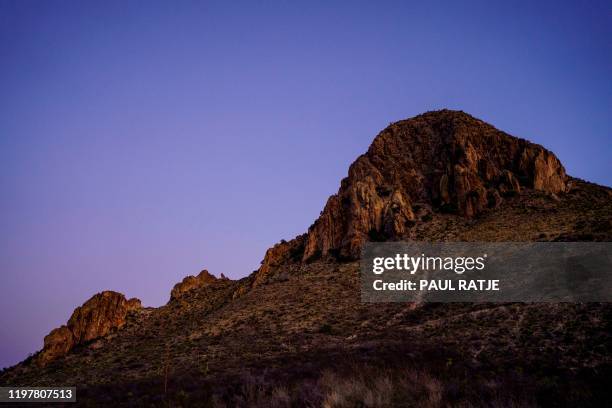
[36,270,228,365]
[253,235,307,286]
[256,110,567,279]
[37,291,141,366]
[170,270,227,301]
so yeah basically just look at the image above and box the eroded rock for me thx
[37,291,141,366]
[256,110,568,279]
[254,235,307,287]
[170,270,225,300]
[302,110,567,260]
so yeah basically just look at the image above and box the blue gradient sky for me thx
[1,0,610,368]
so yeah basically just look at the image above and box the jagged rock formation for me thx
[2,110,610,407]
[253,235,307,286]
[303,110,567,260]
[36,291,141,366]
[170,270,227,300]
[255,110,568,278]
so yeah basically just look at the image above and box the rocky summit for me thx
[304,110,567,259]
[2,110,611,407]
[255,110,569,284]
[36,291,141,367]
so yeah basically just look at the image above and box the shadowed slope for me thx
[2,111,611,406]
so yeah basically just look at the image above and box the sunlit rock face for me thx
[170,269,228,300]
[37,291,141,366]
[302,110,567,261]
[253,110,567,281]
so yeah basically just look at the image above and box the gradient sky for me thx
[1,0,610,368]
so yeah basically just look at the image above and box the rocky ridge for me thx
[36,291,141,366]
[170,270,228,301]
[28,110,574,365]
[1,110,610,406]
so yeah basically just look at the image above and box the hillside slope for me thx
[2,111,611,407]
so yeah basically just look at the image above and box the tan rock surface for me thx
[37,291,141,366]
[299,110,567,261]
[170,270,222,300]
[253,110,568,285]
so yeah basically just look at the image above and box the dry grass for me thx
[319,367,442,408]
[206,359,540,408]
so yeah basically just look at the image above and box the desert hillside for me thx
[2,111,611,407]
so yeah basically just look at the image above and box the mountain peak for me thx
[3,111,610,407]
[306,110,567,259]
[254,111,567,284]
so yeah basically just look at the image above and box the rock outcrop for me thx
[256,110,568,279]
[37,291,141,366]
[170,270,226,300]
[253,235,307,286]
[302,110,567,260]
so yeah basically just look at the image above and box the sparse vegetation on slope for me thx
[2,111,611,407]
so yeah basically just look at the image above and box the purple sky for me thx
[1,1,611,369]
